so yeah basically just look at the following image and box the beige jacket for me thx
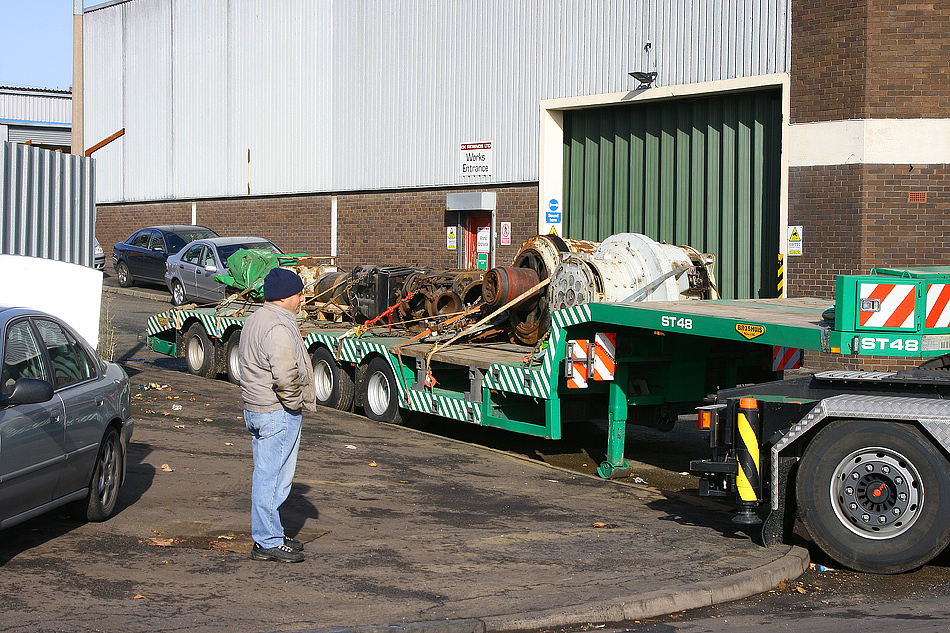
[238,302,316,413]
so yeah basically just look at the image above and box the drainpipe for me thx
[71,0,84,155]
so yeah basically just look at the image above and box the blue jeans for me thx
[245,408,302,548]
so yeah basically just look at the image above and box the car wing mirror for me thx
[0,377,55,406]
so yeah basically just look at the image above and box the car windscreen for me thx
[166,229,219,254]
[217,242,282,261]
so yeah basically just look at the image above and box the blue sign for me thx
[548,199,559,212]
[546,211,562,224]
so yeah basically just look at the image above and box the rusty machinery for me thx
[482,235,599,345]
[547,233,718,312]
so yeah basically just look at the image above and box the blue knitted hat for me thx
[263,267,304,301]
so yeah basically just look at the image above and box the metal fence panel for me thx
[0,142,97,267]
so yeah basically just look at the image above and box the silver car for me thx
[164,236,283,306]
[0,307,133,529]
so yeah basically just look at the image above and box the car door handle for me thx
[96,397,104,407]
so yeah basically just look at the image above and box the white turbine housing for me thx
[548,233,717,313]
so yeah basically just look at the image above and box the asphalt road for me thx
[5,278,948,632]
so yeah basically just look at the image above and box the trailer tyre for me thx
[225,330,242,385]
[312,346,354,411]
[796,419,950,573]
[185,323,217,378]
[360,356,409,425]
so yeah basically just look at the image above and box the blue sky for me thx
[0,0,89,90]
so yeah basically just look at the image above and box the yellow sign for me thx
[549,226,559,236]
[735,323,766,340]
[788,227,801,242]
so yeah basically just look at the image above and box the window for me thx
[201,246,216,267]
[34,319,95,389]
[147,231,165,252]
[129,231,151,248]
[1,320,49,394]
[181,245,204,265]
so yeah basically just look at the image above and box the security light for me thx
[629,71,657,87]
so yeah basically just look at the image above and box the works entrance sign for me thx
[459,141,493,178]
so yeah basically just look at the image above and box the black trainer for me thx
[283,537,304,552]
[251,542,304,563]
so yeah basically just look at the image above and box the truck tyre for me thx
[796,419,950,573]
[312,346,354,411]
[360,356,409,425]
[225,330,242,385]
[78,427,122,522]
[185,323,217,378]
[116,261,133,287]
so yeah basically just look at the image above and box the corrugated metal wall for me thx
[84,0,790,203]
[562,90,783,300]
[0,90,72,125]
[0,142,97,267]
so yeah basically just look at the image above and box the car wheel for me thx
[82,427,122,522]
[225,330,242,385]
[116,261,133,287]
[312,346,354,411]
[185,323,217,378]
[360,356,409,425]
[797,419,950,573]
[171,279,187,306]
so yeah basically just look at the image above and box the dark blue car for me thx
[112,225,218,287]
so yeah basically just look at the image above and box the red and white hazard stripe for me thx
[772,346,802,371]
[859,283,916,329]
[567,339,589,389]
[926,284,950,329]
[591,332,616,381]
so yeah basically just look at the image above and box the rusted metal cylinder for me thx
[314,271,350,304]
[482,266,541,308]
[429,290,463,316]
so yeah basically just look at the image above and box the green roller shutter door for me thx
[563,90,782,300]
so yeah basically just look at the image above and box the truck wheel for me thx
[796,419,950,573]
[312,346,354,411]
[225,330,242,385]
[116,261,133,287]
[360,356,409,425]
[185,323,217,378]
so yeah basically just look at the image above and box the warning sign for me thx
[500,222,511,246]
[787,225,803,257]
[446,227,457,250]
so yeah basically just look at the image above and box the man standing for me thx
[239,267,316,563]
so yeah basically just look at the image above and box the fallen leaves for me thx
[161,464,174,472]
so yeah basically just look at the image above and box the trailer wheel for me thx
[360,356,409,425]
[185,323,217,378]
[312,346,354,411]
[225,330,242,385]
[796,419,950,573]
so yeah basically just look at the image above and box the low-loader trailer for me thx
[146,264,950,573]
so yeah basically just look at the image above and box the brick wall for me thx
[789,163,950,372]
[792,0,950,123]
[96,184,540,273]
